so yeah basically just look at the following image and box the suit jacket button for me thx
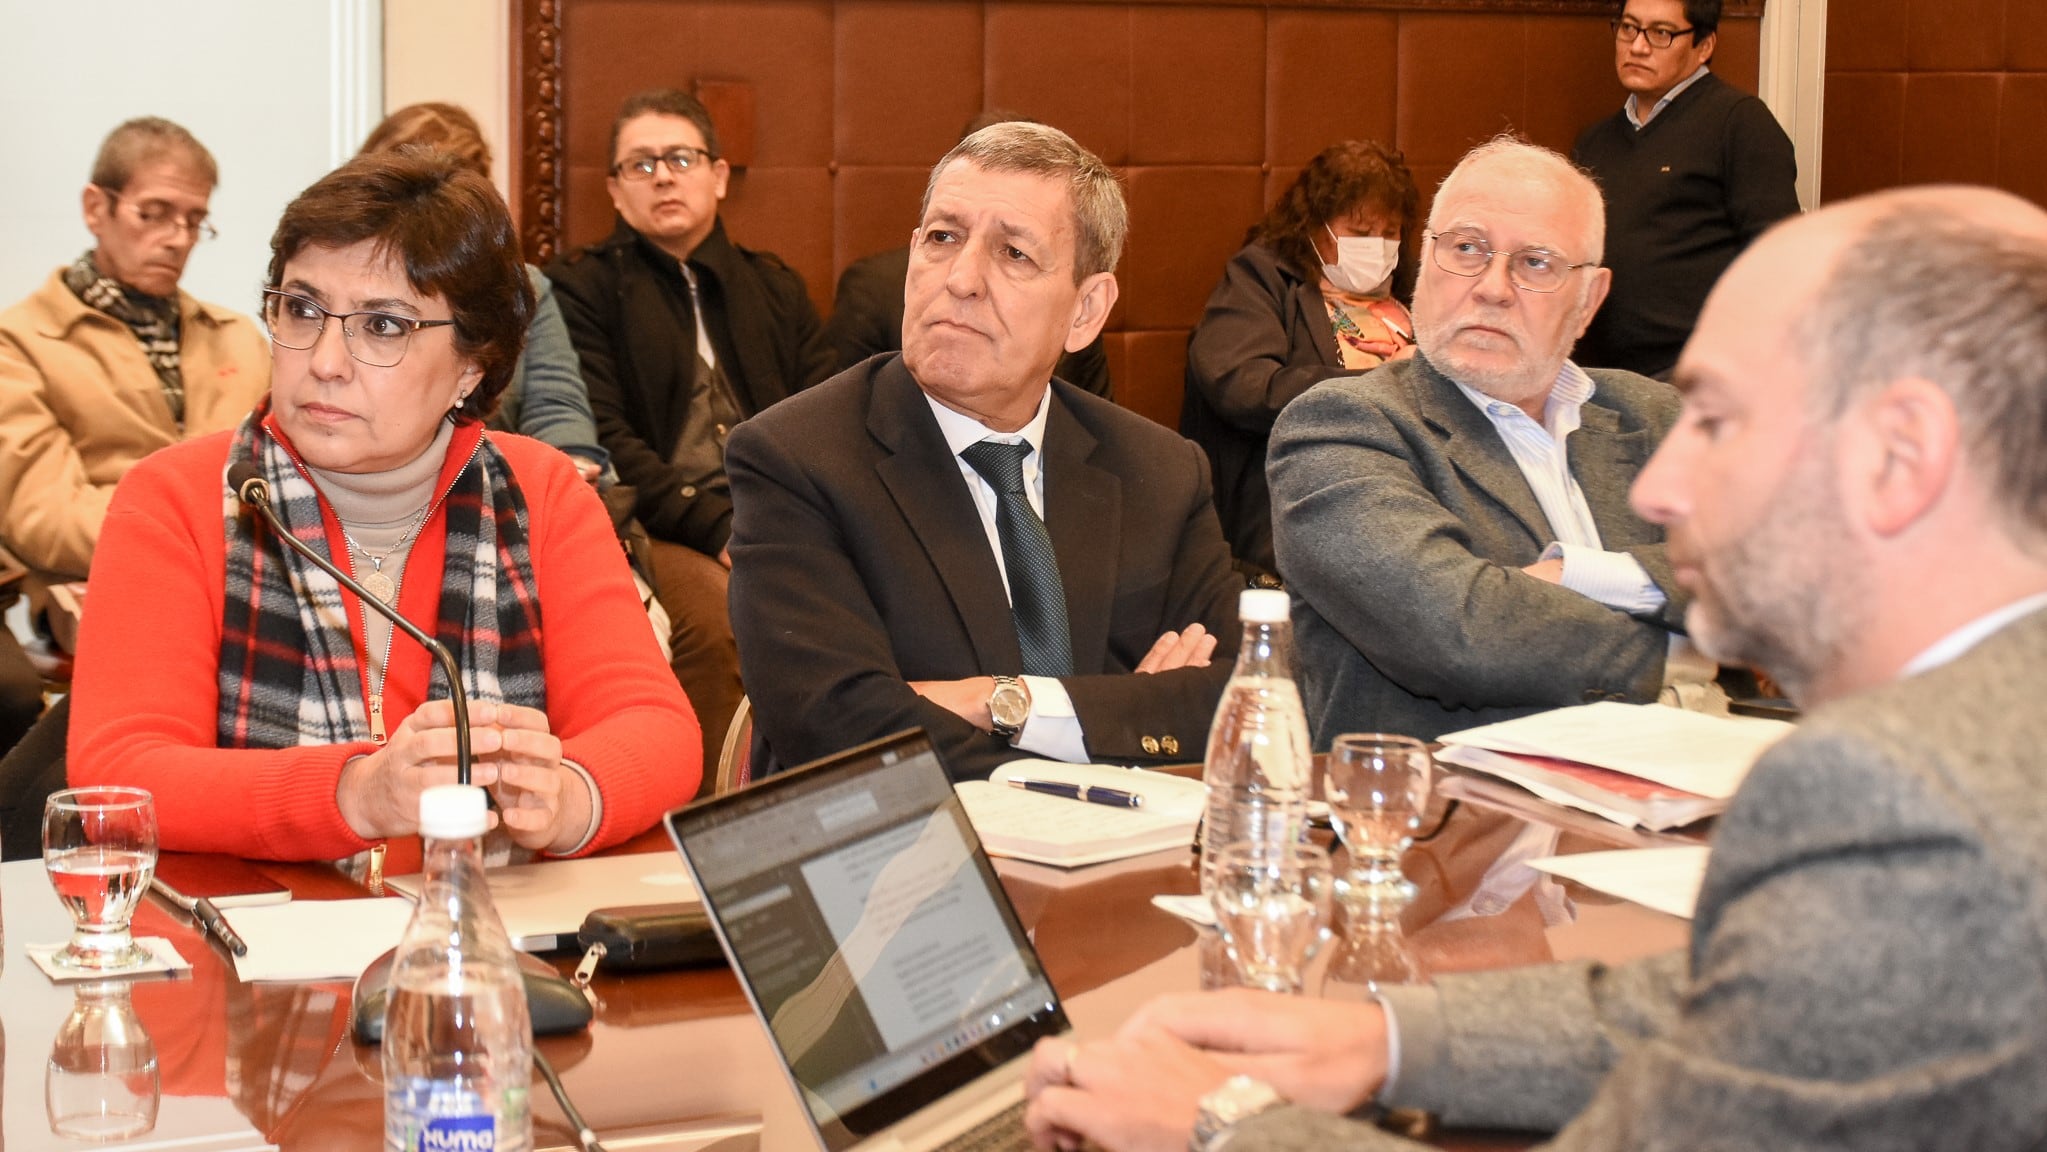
[1160,735,1180,756]
[1141,736,1161,755]
[1606,691,1629,703]
[680,484,698,498]
[1581,688,1604,703]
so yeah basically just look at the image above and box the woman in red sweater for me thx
[69,150,700,866]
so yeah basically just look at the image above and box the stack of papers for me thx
[1530,845,1712,919]
[1438,702,1793,831]
[955,760,1204,867]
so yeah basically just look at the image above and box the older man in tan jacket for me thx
[0,117,269,588]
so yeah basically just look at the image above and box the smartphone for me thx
[576,902,725,971]
[153,852,291,908]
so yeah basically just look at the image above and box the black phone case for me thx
[576,903,726,971]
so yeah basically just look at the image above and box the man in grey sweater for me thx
[1021,186,2047,1152]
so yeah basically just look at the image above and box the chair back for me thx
[713,695,754,795]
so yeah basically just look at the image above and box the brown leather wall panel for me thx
[521,0,1762,429]
[1819,73,1906,200]
[1824,0,2042,207]
[1999,76,2047,207]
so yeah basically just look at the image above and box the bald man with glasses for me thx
[1264,137,1700,751]
[1571,0,1799,379]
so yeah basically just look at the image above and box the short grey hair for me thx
[90,117,218,192]
[920,122,1127,282]
[1429,134,1605,264]
[1797,204,2047,540]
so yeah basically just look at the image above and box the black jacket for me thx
[546,218,833,553]
[823,246,1114,399]
[1181,242,1373,575]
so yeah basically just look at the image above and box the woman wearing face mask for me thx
[1181,140,1418,578]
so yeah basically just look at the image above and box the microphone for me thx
[227,460,473,786]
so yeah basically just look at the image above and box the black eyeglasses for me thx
[262,289,455,368]
[98,187,218,242]
[1611,18,1699,49]
[1425,231,1599,294]
[610,146,717,181]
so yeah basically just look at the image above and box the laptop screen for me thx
[667,731,1067,1150]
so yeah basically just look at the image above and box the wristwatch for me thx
[1191,1075,1287,1152]
[987,675,1032,743]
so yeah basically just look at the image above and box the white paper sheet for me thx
[223,897,414,981]
[1529,846,1711,920]
[1440,702,1793,799]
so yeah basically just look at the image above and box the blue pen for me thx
[1007,778,1145,809]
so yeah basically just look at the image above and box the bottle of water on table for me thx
[1200,588,1312,896]
[384,784,532,1152]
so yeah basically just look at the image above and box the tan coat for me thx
[0,269,270,580]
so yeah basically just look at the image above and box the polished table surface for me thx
[0,794,1691,1152]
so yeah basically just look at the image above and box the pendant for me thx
[360,568,397,605]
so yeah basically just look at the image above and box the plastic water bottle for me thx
[1200,588,1312,896]
[383,785,532,1152]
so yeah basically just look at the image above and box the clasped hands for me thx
[910,623,1217,732]
[1021,989,1390,1152]
[336,698,592,855]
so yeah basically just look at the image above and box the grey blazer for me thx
[1234,604,2047,1151]
[1266,354,1684,746]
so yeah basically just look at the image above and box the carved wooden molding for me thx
[511,0,566,264]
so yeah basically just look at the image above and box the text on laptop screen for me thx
[679,737,1060,1138]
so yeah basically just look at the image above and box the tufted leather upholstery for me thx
[1823,0,2047,208]
[521,0,1762,429]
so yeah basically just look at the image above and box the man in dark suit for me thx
[547,89,833,784]
[1023,187,2047,1152]
[727,121,1242,781]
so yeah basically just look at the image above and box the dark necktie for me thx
[960,440,1074,678]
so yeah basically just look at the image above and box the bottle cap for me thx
[417,784,489,839]
[1238,588,1291,624]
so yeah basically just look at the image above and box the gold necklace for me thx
[338,503,433,605]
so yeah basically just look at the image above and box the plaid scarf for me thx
[215,405,546,750]
[64,250,185,425]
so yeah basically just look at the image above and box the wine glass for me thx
[1324,734,1433,905]
[1208,840,1334,994]
[46,980,161,1141]
[43,787,159,972]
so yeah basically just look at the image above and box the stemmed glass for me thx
[1208,840,1335,994]
[46,980,161,1141]
[43,787,159,971]
[1323,734,1433,989]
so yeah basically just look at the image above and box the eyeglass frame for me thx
[260,288,457,368]
[1610,17,1701,49]
[1422,230,1601,294]
[96,187,219,243]
[609,145,719,181]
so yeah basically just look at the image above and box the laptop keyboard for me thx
[943,1100,1032,1152]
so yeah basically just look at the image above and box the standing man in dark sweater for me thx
[1572,0,1798,378]
[547,89,834,788]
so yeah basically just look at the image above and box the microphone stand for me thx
[229,464,471,785]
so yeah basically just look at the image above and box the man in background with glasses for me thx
[547,89,833,792]
[1266,137,1699,758]
[1571,0,1799,379]
[0,117,267,683]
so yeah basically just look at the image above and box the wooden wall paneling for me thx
[516,0,1767,428]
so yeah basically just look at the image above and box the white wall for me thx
[383,0,511,198]
[0,0,381,319]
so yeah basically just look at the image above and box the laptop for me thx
[665,730,1070,1152]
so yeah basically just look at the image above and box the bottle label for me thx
[420,1116,497,1151]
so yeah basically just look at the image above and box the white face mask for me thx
[1323,226,1400,296]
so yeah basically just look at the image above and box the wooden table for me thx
[0,797,1690,1152]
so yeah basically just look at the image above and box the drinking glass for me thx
[1208,840,1334,994]
[46,980,160,1141]
[43,787,159,972]
[1324,734,1433,905]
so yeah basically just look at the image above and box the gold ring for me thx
[1063,1042,1081,1085]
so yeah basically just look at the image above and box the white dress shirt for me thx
[923,388,1088,762]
